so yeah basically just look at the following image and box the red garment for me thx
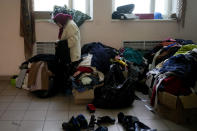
[162,76,191,96]
[53,13,72,39]
[77,66,93,73]
[150,76,191,106]
[151,84,157,106]
[161,41,175,46]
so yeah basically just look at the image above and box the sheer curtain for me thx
[177,0,187,27]
[155,0,178,19]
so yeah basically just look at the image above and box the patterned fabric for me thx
[52,5,91,27]
[177,0,187,27]
[20,0,36,59]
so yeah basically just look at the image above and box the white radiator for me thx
[33,42,56,56]
[123,41,162,50]
[33,41,162,56]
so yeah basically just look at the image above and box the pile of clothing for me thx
[71,42,117,93]
[18,54,57,98]
[17,40,74,98]
[145,38,197,106]
[17,41,148,106]
[72,42,149,107]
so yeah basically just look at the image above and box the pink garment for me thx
[53,13,72,39]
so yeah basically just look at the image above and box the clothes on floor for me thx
[155,46,180,65]
[78,54,93,67]
[28,61,52,92]
[71,74,101,92]
[121,48,143,65]
[77,66,93,73]
[21,54,56,74]
[91,46,117,74]
[150,74,167,106]
[160,76,192,96]
[81,42,116,55]
[81,42,118,74]
[28,61,43,87]
[146,69,160,89]
[160,53,197,88]
[149,49,162,70]
[174,44,197,56]
[146,40,197,107]
[175,39,194,45]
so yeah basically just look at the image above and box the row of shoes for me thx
[62,112,157,131]
[62,114,115,131]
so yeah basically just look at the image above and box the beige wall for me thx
[0,0,197,75]
[0,0,25,76]
[36,0,197,49]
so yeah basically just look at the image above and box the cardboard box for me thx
[73,89,94,104]
[157,92,197,124]
[72,83,104,104]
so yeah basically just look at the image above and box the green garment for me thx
[174,44,197,56]
[123,48,143,65]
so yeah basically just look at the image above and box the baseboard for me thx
[0,76,11,80]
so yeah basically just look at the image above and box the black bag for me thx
[112,11,126,20]
[55,40,71,92]
[117,4,135,14]
[93,64,135,109]
[55,40,81,92]
[93,77,135,109]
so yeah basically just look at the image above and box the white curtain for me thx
[155,0,177,18]
[177,0,187,27]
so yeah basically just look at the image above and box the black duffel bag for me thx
[93,63,135,109]
[93,77,135,109]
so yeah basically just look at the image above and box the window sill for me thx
[111,19,177,22]
[35,19,93,23]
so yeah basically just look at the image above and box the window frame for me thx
[34,0,92,19]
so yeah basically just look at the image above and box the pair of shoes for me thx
[62,116,80,131]
[88,115,97,130]
[118,112,139,130]
[97,116,116,125]
[76,114,88,129]
[134,121,157,131]
[118,112,157,131]
[62,114,88,131]
[95,126,108,131]
[88,115,114,131]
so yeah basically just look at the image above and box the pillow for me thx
[53,5,91,27]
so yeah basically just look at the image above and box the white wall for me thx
[0,0,197,76]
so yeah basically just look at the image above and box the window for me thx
[114,0,151,14]
[113,0,178,19]
[34,0,92,16]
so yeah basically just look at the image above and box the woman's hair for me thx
[53,13,72,26]
[53,13,72,39]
